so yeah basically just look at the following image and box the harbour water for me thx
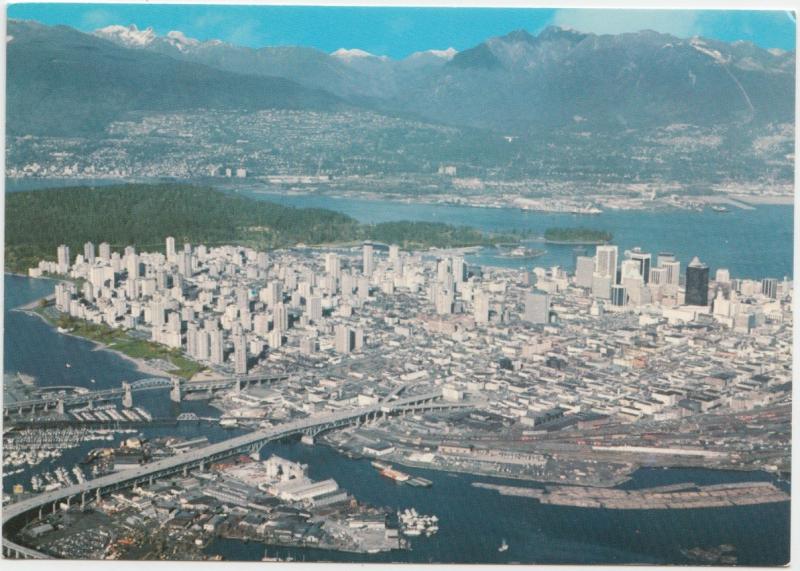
[2,274,791,565]
[5,178,792,278]
[234,189,793,279]
[206,441,789,565]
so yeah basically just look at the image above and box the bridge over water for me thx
[1,390,468,558]
[4,374,289,415]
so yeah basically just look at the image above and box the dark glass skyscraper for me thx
[685,256,709,306]
[629,248,652,284]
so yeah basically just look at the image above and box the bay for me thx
[2,259,791,565]
[235,190,794,279]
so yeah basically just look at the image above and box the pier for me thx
[472,481,790,510]
[1,390,454,558]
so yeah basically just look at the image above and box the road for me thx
[2,390,445,558]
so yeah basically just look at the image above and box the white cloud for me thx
[551,9,703,38]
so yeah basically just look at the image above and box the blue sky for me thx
[7,4,796,57]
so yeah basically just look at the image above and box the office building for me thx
[524,292,550,324]
[324,253,341,279]
[685,256,710,306]
[662,260,681,289]
[648,267,667,286]
[575,256,595,289]
[363,243,374,276]
[83,241,95,264]
[57,244,70,274]
[209,329,224,365]
[452,256,467,283]
[335,324,354,354]
[611,285,627,307]
[628,248,651,284]
[657,252,676,267]
[307,296,322,322]
[435,288,454,315]
[166,236,176,261]
[233,330,248,374]
[98,242,111,260]
[300,336,319,355]
[595,245,618,283]
[273,302,289,332]
[195,329,210,361]
[473,291,490,323]
[591,273,612,299]
[761,278,778,299]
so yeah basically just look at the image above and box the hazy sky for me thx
[8,3,797,57]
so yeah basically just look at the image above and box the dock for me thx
[472,481,789,510]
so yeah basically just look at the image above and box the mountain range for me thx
[9,19,796,137]
[7,20,342,136]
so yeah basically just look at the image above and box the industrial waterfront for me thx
[2,270,791,564]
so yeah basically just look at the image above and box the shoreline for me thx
[544,239,609,246]
[320,436,787,491]
[17,303,170,379]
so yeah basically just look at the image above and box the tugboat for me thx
[498,539,509,553]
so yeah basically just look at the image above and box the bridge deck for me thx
[2,390,444,557]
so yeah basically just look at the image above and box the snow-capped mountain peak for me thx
[331,48,388,61]
[94,24,156,48]
[166,30,200,51]
[409,47,458,60]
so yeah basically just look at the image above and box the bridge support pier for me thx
[183,466,189,477]
[56,399,65,415]
[96,488,102,503]
[149,475,154,486]
[170,377,182,403]
[81,492,87,509]
[122,381,133,408]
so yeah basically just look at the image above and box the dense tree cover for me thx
[366,221,496,249]
[6,183,506,272]
[543,227,613,244]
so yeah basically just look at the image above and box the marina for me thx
[2,261,792,564]
[397,508,439,537]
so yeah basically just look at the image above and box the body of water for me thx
[5,178,792,278]
[2,216,793,564]
[235,189,793,279]
[205,441,789,565]
[3,172,793,565]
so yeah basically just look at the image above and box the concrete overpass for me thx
[1,390,447,558]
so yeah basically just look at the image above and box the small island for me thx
[544,227,612,245]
